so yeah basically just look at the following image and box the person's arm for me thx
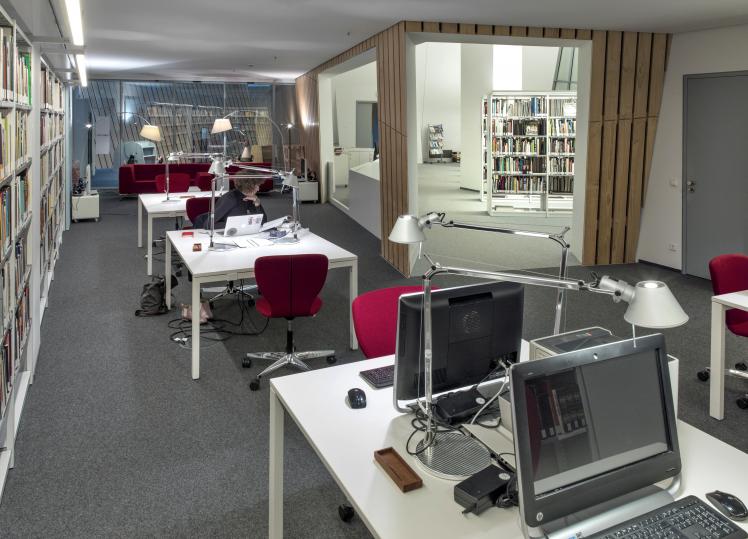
[213,191,242,228]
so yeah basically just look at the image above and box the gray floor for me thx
[0,191,745,537]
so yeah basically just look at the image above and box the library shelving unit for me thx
[482,91,576,216]
[427,123,445,163]
[0,5,69,501]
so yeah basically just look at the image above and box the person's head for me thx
[233,177,265,196]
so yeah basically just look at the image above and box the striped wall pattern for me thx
[295,22,670,273]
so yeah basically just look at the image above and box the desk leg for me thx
[165,237,172,310]
[269,387,284,539]
[349,262,358,350]
[709,301,726,420]
[191,279,200,380]
[147,215,153,276]
[138,198,143,248]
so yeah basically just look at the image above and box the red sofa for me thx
[118,162,273,195]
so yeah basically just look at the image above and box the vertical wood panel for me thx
[596,121,618,264]
[560,28,576,39]
[441,22,458,34]
[544,28,560,38]
[589,31,607,122]
[459,23,476,35]
[611,119,632,263]
[494,25,510,36]
[625,118,647,262]
[510,26,528,37]
[575,29,592,40]
[603,31,622,120]
[527,27,543,38]
[404,21,422,32]
[643,117,658,201]
[618,32,638,119]
[633,33,652,118]
[423,21,439,33]
[476,25,492,35]
[583,121,602,265]
[648,33,668,117]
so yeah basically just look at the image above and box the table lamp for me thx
[389,212,689,480]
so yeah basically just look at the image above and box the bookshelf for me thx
[482,91,576,216]
[427,123,444,163]
[0,5,68,502]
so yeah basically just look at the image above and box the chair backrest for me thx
[709,253,748,333]
[155,172,191,193]
[352,285,431,359]
[185,197,212,224]
[196,174,235,192]
[255,254,329,318]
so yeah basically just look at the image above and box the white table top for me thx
[139,191,212,214]
[271,343,748,538]
[167,230,357,278]
[713,290,748,310]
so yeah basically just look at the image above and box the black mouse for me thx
[347,388,366,409]
[706,490,748,521]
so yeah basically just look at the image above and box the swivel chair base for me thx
[246,320,335,391]
[203,281,256,307]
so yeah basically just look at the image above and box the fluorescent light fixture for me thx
[76,54,88,87]
[211,118,232,134]
[65,0,85,46]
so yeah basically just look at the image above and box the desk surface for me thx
[138,191,212,214]
[713,290,748,310]
[166,230,357,278]
[271,346,748,539]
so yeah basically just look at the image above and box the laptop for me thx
[223,214,263,237]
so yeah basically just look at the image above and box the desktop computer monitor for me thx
[510,333,681,529]
[393,282,524,408]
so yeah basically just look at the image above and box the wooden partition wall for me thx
[296,22,670,274]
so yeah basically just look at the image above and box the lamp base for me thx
[415,431,491,480]
[161,197,180,204]
[209,242,237,252]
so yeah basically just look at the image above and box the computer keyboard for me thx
[590,495,747,539]
[359,365,395,389]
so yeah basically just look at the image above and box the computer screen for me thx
[510,334,680,529]
[393,282,523,408]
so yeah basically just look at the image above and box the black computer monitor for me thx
[510,333,681,529]
[393,282,524,407]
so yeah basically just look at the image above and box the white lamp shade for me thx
[211,118,232,134]
[624,281,689,329]
[240,146,251,160]
[281,173,299,188]
[389,215,426,244]
[139,124,161,142]
[208,159,225,175]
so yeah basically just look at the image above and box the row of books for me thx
[41,113,63,145]
[0,29,14,102]
[15,284,29,367]
[549,157,575,174]
[490,119,546,137]
[15,52,30,106]
[491,137,546,154]
[487,97,547,117]
[0,329,11,418]
[493,156,546,174]
[492,176,545,193]
[548,98,577,117]
[15,110,28,163]
[15,170,28,228]
[0,112,10,178]
[42,69,64,110]
[550,138,575,154]
[549,119,576,136]
[0,259,10,328]
[549,176,574,194]
[0,186,10,250]
[530,381,588,441]
[41,144,62,186]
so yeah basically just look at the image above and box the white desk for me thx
[137,191,212,275]
[164,230,358,380]
[269,348,748,539]
[710,290,748,419]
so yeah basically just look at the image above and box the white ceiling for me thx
[64,0,748,81]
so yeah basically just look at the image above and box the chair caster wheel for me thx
[249,379,261,391]
[338,504,354,523]
[736,362,747,371]
[242,357,252,368]
[327,355,337,365]
[737,396,748,409]
[697,370,710,382]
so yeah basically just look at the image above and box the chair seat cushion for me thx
[727,313,748,337]
[256,296,322,318]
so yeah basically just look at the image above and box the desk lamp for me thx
[389,212,688,479]
[212,113,293,172]
[119,112,162,142]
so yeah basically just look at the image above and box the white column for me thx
[459,44,493,192]
[29,43,41,378]
[709,301,726,420]
[269,387,284,539]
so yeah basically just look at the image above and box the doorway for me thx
[683,72,748,279]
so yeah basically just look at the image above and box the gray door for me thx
[684,73,748,279]
[356,102,374,148]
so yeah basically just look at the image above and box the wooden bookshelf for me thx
[0,5,68,502]
[482,91,576,216]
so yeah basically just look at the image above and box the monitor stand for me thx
[523,476,681,539]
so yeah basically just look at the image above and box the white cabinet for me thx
[72,191,100,221]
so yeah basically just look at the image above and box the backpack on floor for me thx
[135,274,177,317]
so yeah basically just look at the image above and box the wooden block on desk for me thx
[374,447,423,492]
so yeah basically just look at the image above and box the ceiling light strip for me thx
[64,0,84,46]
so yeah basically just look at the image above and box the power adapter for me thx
[454,464,514,515]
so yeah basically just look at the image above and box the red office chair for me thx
[155,173,191,193]
[185,197,211,226]
[196,174,235,192]
[352,286,434,359]
[246,254,335,390]
[697,254,748,409]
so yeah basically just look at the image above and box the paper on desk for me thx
[261,216,288,231]
[241,237,274,248]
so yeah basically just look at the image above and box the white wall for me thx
[331,62,377,148]
[415,42,461,161]
[522,46,560,91]
[637,23,748,269]
[460,44,493,191]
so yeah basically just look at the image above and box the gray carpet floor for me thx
[0,190,745,537]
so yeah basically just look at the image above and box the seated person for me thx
[193,177,268,229]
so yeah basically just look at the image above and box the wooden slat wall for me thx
[295,23,670,274]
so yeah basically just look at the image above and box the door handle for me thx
[687,180,696,193]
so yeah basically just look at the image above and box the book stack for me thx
[549,118,576,136]
[0,329,11,417]
[15,51,30,105]
[15,170,28,228]
[0,112,9,178]
[0,185,10,250]
[0,29,13,101]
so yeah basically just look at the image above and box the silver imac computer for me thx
[510,333,682,538]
